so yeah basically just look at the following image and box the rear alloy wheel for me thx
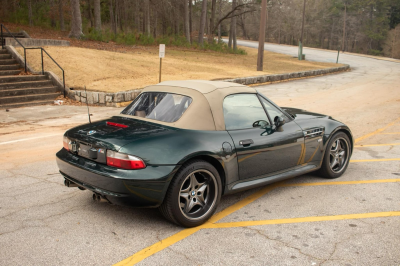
[319,132,351,179]
[159,160,221,227]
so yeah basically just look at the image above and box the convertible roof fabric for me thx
[118,80,257,131]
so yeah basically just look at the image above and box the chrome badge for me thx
[87,130,96,135]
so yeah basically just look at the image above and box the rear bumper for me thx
[56,148,178,208]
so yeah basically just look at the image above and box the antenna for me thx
[85,86,91,124]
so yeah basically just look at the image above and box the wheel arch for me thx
[329,126,354,154]
[179,154,227,195]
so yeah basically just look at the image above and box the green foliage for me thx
[368,49,384,56]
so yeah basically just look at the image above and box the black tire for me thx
[159,160,222,227]
[318,132,351,179]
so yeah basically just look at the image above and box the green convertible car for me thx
[56,80,353,227]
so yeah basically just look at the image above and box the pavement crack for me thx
[244,227,324,262]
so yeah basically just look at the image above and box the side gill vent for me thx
[304,127,325,139]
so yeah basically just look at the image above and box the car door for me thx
[223,93,305,181]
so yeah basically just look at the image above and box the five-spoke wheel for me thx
[319,132,351,179]
[159,160,221,227]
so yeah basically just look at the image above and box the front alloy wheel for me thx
[159,160,221,227]
[319,132,351,179]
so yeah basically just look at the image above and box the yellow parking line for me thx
[114,182,282,265]
[280,179,400,187]
[350,158,400,163]
[114,227,200,266]
[354,117,400,143]
[205,211,400,229]
[355,143,400,147]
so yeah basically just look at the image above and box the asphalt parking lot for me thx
[1,43,400,265]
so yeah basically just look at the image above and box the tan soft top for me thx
[118,80,257,131]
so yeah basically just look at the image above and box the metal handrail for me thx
[1,24,66,97]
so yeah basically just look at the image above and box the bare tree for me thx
[59,0,65,31]
[135,0,140,32]
[28,0,33,26]
[184,0,190,42]
[208,0,217,43]
[189,0,193,42]
[109,0,117,35]
[218,0,222,41]
[94,0,101,32]
[88,0,93,28]
[69,0,84,38]
[198,0,208,45]
[145,0,150,36]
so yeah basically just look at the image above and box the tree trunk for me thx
[198,0,208,45]
[218,0,222,41]
[208,0,216,43]
[146,0,150,36]
[28,0,33,26]
[229,0,237,50]
[88,0,93,28]
[59,0,65,31]
[329,18,335,50]
[69,0,84,38]
[50,0,56,28]
[109,0,116,35]
[94,0,101,32]
[153,9,157,38]
[184,0,190,42]
[135,0,140,32]
[189,0,193,43]
[239,15,248,40]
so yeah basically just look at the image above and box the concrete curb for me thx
[67,64,350,107]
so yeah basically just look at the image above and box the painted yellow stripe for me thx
[355,143,400,147]
[205,211,400,229]
[355,117,400,143]
[114,227,201,266]
[115,177,399,265]
[280,179,400,187]
[115,182,282,265]
[207,183,282,223]
[350,158,400,163]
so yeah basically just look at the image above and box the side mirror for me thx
[253,120,269,128]
[274,116,286,128]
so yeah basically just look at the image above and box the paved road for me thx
[1,43,400,266]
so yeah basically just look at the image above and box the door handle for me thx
[239,139,254,146]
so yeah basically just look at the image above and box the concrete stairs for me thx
[0,49,60,109]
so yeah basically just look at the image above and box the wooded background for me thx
[1,0,399,58]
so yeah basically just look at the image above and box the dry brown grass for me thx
[18,46,341,93]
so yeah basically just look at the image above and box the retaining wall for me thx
[68,64,350,107]
[5,38,70,47]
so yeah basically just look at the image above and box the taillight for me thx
[63,136,70,151]
[106,150,146,170]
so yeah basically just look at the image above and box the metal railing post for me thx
[1,25,3,49]
[24,49,27,73]
[63,71,66,97]
[41,48,44,74]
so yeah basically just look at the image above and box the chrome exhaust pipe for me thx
[64,179,79,187]
[92,193,109,203]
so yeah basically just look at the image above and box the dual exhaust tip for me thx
[64,179,108,203]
